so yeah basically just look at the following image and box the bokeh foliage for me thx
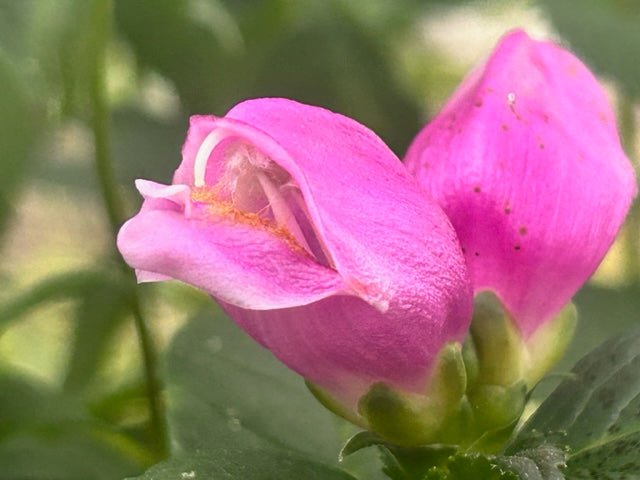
[0,0,638,479]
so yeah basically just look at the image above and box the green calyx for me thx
[308,292,576,451]
[358,343,467,447]
[468,291,577,390]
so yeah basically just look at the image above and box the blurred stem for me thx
[618,96,639,281]
[88,0,167,457]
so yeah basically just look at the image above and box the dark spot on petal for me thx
[514,245,521,251]
[542,113,550,123]
[473,186,481,193]
[474,251,480,257]
[538,143,545,149]
[501,124,509,131]
[519,226,528,235]
[461,247,466,253]
[474,99,483,107]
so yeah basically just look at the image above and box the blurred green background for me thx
[0,0,638,479]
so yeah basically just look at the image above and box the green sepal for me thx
[305,381,367,430]
[469,292,525,387]
[357,343,467,446]
[523,301,577,387]
[470,291,577,389]
[467,382,527,433]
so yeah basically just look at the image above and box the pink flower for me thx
[117,98,472,415]
[405,29,636,340]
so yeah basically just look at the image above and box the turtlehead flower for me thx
[117,30,636,449]
[117,98,472,442]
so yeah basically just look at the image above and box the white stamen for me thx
[257,172,312,254]
[193,130,227,187]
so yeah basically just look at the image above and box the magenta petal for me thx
[223,293,458,409]
[405,30,637,337]
[118,199,347,310]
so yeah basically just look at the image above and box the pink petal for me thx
[222,291,465,409]
[117,182,347,310]
[405,30,637,337]
[118,210,346,309]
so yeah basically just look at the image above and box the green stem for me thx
[89,0,122,235]
[88,0,167,457]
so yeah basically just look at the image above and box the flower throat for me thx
[192,132,333,267]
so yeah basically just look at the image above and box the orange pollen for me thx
[190,186,311,258]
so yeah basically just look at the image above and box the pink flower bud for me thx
[405,30,636,339]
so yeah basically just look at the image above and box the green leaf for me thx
[0,372,151,479]
[539,0,640,98]
[165,306,343,460]
[494,445,565,480]
[63,284,131,392]
[341,435,561,480]
[128,448,357,480]
[341,431,390,460]
[506,324,640,478]
[529,285,640,405]
[129,305,360,478]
